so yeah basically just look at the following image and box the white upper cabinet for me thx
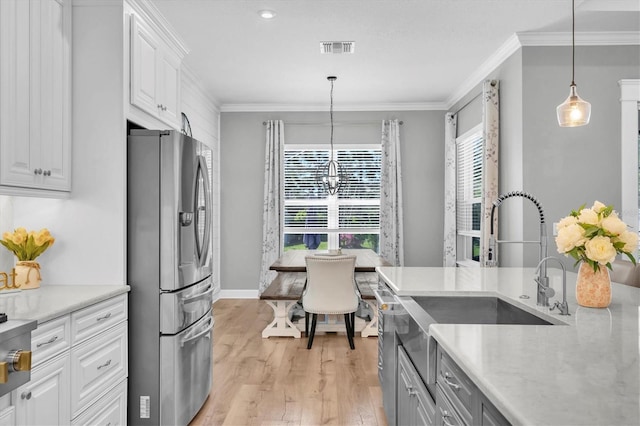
[0,0,72,194]
[130,13,182,129]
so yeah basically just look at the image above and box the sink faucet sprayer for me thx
[486,191,551,306]
[534,256,570,315]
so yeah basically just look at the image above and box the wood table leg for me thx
[261,300,302,338]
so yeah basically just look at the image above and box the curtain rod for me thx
[263,120,403,126]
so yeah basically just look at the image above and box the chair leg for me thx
[305,312,309,337]
[307,314,318,349]
[344,313,355,350]
[350,312,355,338]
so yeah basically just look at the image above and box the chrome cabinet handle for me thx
[96,312,112,322]
[21,391,32,400]
[97,359,112,370]
[36,335,58,348]
[43,170,51,176]
[442,372,461,390]
[34,168,42,175]
[157,104,163,109]
[442,410,455,426]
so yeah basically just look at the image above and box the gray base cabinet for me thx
[397,346,436,425]
[435,346,510,426]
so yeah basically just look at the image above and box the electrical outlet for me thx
[553,222,558,236]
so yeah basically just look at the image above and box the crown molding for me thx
[126,0,190,57]
[444,34,522,109]
[518,31,640,46]
[220,102,447,113]
[181,65,221,111]
[73,0,121,5]
[444,30,640,109]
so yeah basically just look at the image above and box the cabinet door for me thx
[14,353,71,426]
[158,49,181,127]
[0,0,37,188]
[130,14,161,115]
[0,0,71,192]
[397,346,436,426]
[36,0,72,191]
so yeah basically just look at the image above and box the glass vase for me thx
[575,262,611,308]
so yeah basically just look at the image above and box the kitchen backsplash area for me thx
[0,196,13,273]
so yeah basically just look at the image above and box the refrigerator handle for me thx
[180,316,214,347]
[196,155,212,266]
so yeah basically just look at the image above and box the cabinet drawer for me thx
[436,347,474,424]
[436,384,467,426]
[72,378,127,426]
[31,315,71,368]
[71,294,127,345]
[70,321,128,417]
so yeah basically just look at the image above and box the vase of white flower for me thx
[556,201,637,308]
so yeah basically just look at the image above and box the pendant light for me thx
[316,76,347,195]
[556,0,591,127]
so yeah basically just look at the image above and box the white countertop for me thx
[376,266,640,426]
[0,285,130,324]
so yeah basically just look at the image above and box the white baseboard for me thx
[218,289,260,299]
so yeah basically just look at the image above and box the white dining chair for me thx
[302,254,359,349]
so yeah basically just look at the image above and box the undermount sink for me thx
[411,296,553,325]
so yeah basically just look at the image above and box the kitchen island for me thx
[376,266,640,425]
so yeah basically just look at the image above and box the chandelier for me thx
[316,76,348,195]
[556,0,591,127]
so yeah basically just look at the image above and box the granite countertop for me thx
[0,285,130,324]
[376,266,640,426]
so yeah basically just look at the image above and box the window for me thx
[283,145,381,252]
[456,125,483,266]
[620,79,640,259]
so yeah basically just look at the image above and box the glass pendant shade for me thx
[316,159,347,195]
[556,84,591,127]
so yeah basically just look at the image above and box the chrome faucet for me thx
[535,256,570,315]
[485,191,549,305]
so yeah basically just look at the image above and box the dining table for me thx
[269,248,392,272]
[261,248,391,339]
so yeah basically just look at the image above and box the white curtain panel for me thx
[258,120,284,294]
[481,80,500,266]
[443,113,458,266]
[380,119,404,266]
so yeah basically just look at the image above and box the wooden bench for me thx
[260,271,380,339]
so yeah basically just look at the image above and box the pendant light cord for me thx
[571,0,575,86]
[329,78,335,162]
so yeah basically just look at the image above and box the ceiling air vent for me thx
[320,41,355,54]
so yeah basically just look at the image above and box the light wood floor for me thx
[190,298,388,426]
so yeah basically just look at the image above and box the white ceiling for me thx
[150,0,640,111]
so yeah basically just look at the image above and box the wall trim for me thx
[220,102,447,113]
[218,289,260,299]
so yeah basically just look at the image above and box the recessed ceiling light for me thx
[258,10,276,19]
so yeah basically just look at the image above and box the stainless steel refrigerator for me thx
[127,129,214,426]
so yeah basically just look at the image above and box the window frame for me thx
[282,143,382,251]
[455,124,484,267]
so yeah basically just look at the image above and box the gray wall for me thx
[220,110,445,292]
[448,45,639,269]
[521,45,640,269]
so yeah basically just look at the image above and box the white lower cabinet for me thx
[14,353,71,426]
[72,379,127,426]
[11,294,128,426]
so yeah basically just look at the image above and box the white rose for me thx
[577,208,599,226]
[616,231,639,253]
[584,236,617,265]
[601,212,627,236]
[557,215,577,229]
[592,201,607,213]
[555,223,586,253]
